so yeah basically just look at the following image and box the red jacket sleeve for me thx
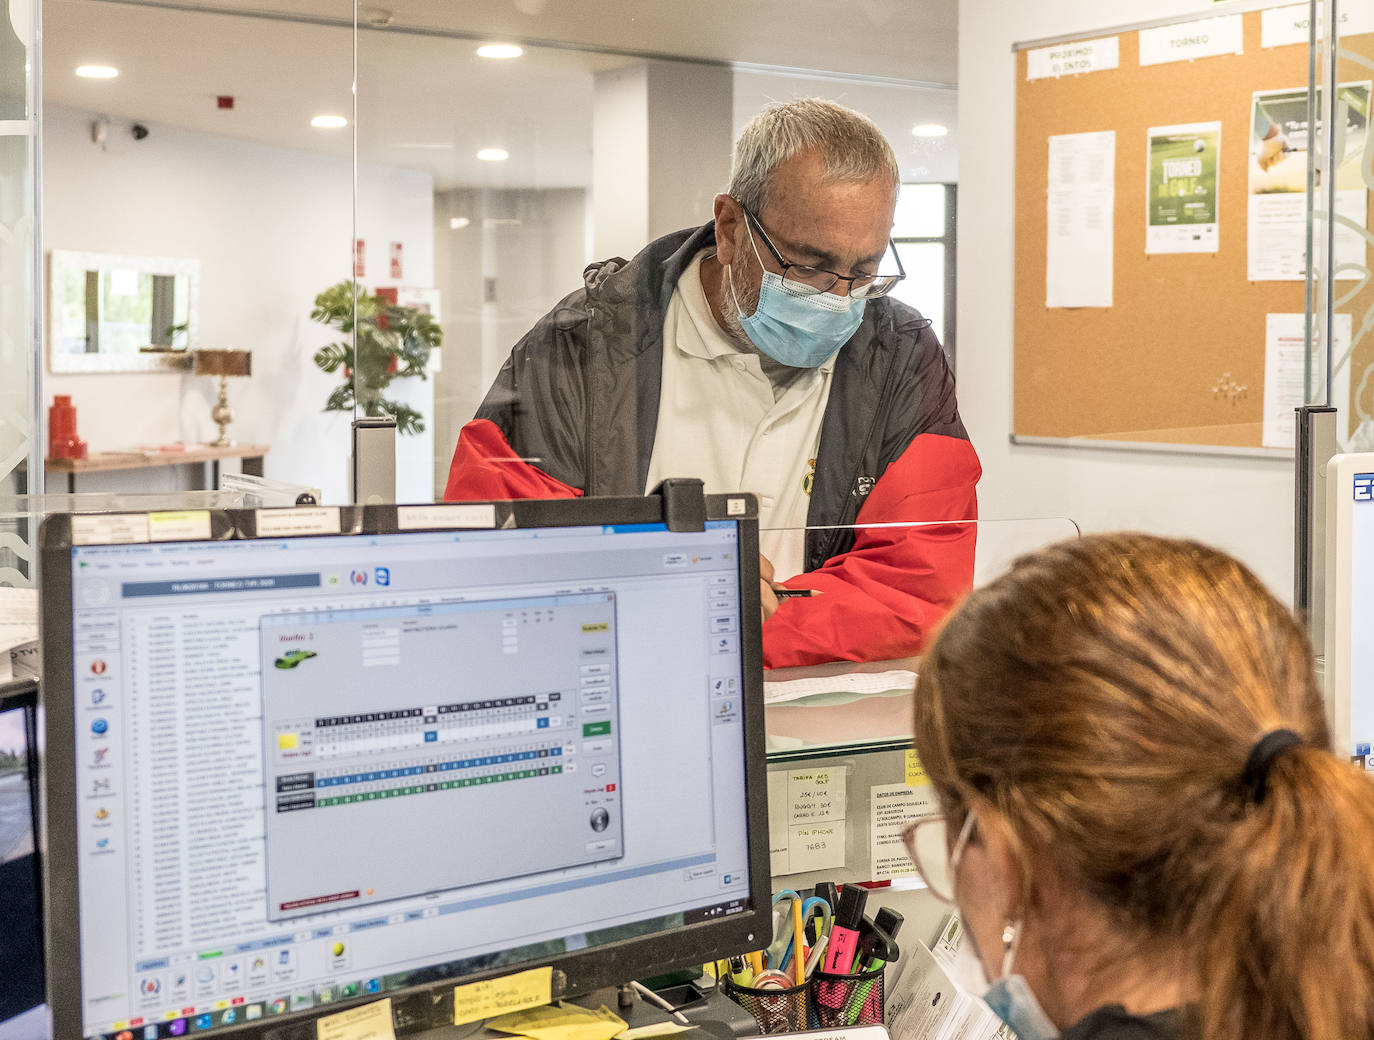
[443,419,584,501]
[761,432,980,669]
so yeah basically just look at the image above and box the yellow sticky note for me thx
[452,966,553,1026]
[279,733,299,750]
[488,1002,626,1040]
[905,750,930,786]
[316,998,395,1040]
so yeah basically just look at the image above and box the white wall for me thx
[958,0,1297,599]
[43,106,435,504]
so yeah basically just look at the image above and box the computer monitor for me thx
[0,681,45,1035]
[41,494,771,1040]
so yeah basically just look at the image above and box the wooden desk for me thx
[46,443,269,493]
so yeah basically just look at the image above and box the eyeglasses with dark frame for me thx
[901,812,976,903]
[739,202,906,300]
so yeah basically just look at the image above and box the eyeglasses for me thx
[739,203,905,300]
[901,812,976,903]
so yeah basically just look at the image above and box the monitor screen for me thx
[42,502,768,1040]
[0,685,44,1033]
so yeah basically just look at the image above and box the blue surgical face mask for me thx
[727,227,865,368]
[950,814,1060,1040]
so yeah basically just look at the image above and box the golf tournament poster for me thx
[1146,122,1221,254]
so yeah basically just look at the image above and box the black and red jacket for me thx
[444,223,981,668]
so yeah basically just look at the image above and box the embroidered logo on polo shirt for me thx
[803,458,816,497]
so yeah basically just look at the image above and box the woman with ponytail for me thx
[903,532,1374,1040]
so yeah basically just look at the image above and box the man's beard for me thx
[717,259,760,352]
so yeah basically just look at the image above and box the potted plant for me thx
[310,281,441,435]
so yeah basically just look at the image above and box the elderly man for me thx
[444,99,980,668]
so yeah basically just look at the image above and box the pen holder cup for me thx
[808,966,886,1029]
[723,977,810,1034]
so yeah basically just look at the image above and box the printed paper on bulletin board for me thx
[1012,11,1373,452]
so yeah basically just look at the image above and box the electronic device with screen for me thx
[40,491,771,1040]
[0,680,45,1036]
[1325,453,1374,762]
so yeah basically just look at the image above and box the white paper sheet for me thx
[1046,131,1115,308]
[769,768,848,875]
[1138,15,1243,66]
[762,668,916,705]
[868,782,938,881]
[1262,313,1353,449]
[0,587,38,682]
[1026,36,1119,80]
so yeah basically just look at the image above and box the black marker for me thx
[773,588,819,599]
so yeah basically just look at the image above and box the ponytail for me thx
[1189,748,1374,1040]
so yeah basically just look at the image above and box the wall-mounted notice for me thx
[1262,3,1374,48]
[1027,36,1119,80]
[1046,130,1115,308]
[1146,122,1221,254]
[869,782,938,881]
[768,769,848,875]
[1261,312,1353,449]
[1138,15,1243,66]
[1248,84,1371,281]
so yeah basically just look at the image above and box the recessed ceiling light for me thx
[449,217,471,230]
[476,148,509,162]
[311,115,348,129]
[912,123,949,138]
[477,44,523,59]
[76,65,119,79]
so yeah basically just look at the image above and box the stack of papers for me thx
[886,919,1011,1040]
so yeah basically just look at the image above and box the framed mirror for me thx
[47,250,199,372]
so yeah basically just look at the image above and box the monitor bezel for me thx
[0,678,46,1027]
[41,493,772,1039]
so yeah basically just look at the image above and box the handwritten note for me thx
[487,1002,626,1040]
[768,769,848,875]
[870,782,939,881]
[316,999,395,1040]
[905,750,930,787]
[453,966,553,1025]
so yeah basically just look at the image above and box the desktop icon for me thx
[168,1021,187,1037]
[340,982,360,998]
[115,1031,133,1040]
[365,978,381,994]
[331,941,345,957]
[94,747,110,764]
[193,1014,212,1032]
[140,977,162,996]
[95,807,109,821]
[92,777,111,794]
[316,986,336,1004]
[245,1004,262,1021]
[92,688,107,705]
[96,838,110,849]
[374,566,390,586]
[145,1026,159,1039]
[220,1009,236,1026]
[349,569,368,586]
[91,659,107,675]
[92,717,109,735]
[273,650,316,670]
[269,998,287,1015]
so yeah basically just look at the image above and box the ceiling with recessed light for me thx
[42,0,959,190]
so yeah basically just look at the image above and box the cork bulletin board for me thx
[1011,6,1369,453]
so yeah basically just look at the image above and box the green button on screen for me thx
[582,721,611,737]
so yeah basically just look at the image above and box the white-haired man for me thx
[444,99,980,668]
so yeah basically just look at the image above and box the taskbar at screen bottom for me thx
[86,898,753,1040]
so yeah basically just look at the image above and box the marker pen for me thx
[821,886,867,974]
[810,882,839,943]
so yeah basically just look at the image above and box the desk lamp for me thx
[193,348,252,447]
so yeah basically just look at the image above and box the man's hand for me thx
[760,553,780,621]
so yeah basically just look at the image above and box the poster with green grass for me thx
[1146,122,1221,254]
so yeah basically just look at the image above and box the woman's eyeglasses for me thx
[900,811,976,903]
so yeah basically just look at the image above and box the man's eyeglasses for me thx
[901,812,976,903]
[740,203,905,300]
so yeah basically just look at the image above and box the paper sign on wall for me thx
[1145,122,1221,254]
[1026,36,1119,80]
[870,782,939,881]
[768,769,847,875]
[1138,15,1243,66]
[390,241,403,279]
[1046,130,1115,308]
[354,238,366,278]
[1262,3,1374,48]
[1261,313,1353,449]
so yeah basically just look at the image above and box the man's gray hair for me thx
[728,98,899,215]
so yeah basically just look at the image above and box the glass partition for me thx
[40,0,357,501]
[1308,3,1374,451]
[758,516,1080,758]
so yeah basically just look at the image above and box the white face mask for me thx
[951,813,1060,1040]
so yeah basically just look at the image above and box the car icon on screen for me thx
[273,650,318,669]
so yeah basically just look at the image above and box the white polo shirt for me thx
[644,252,835,580]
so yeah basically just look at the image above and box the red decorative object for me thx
[49,394,88,459]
